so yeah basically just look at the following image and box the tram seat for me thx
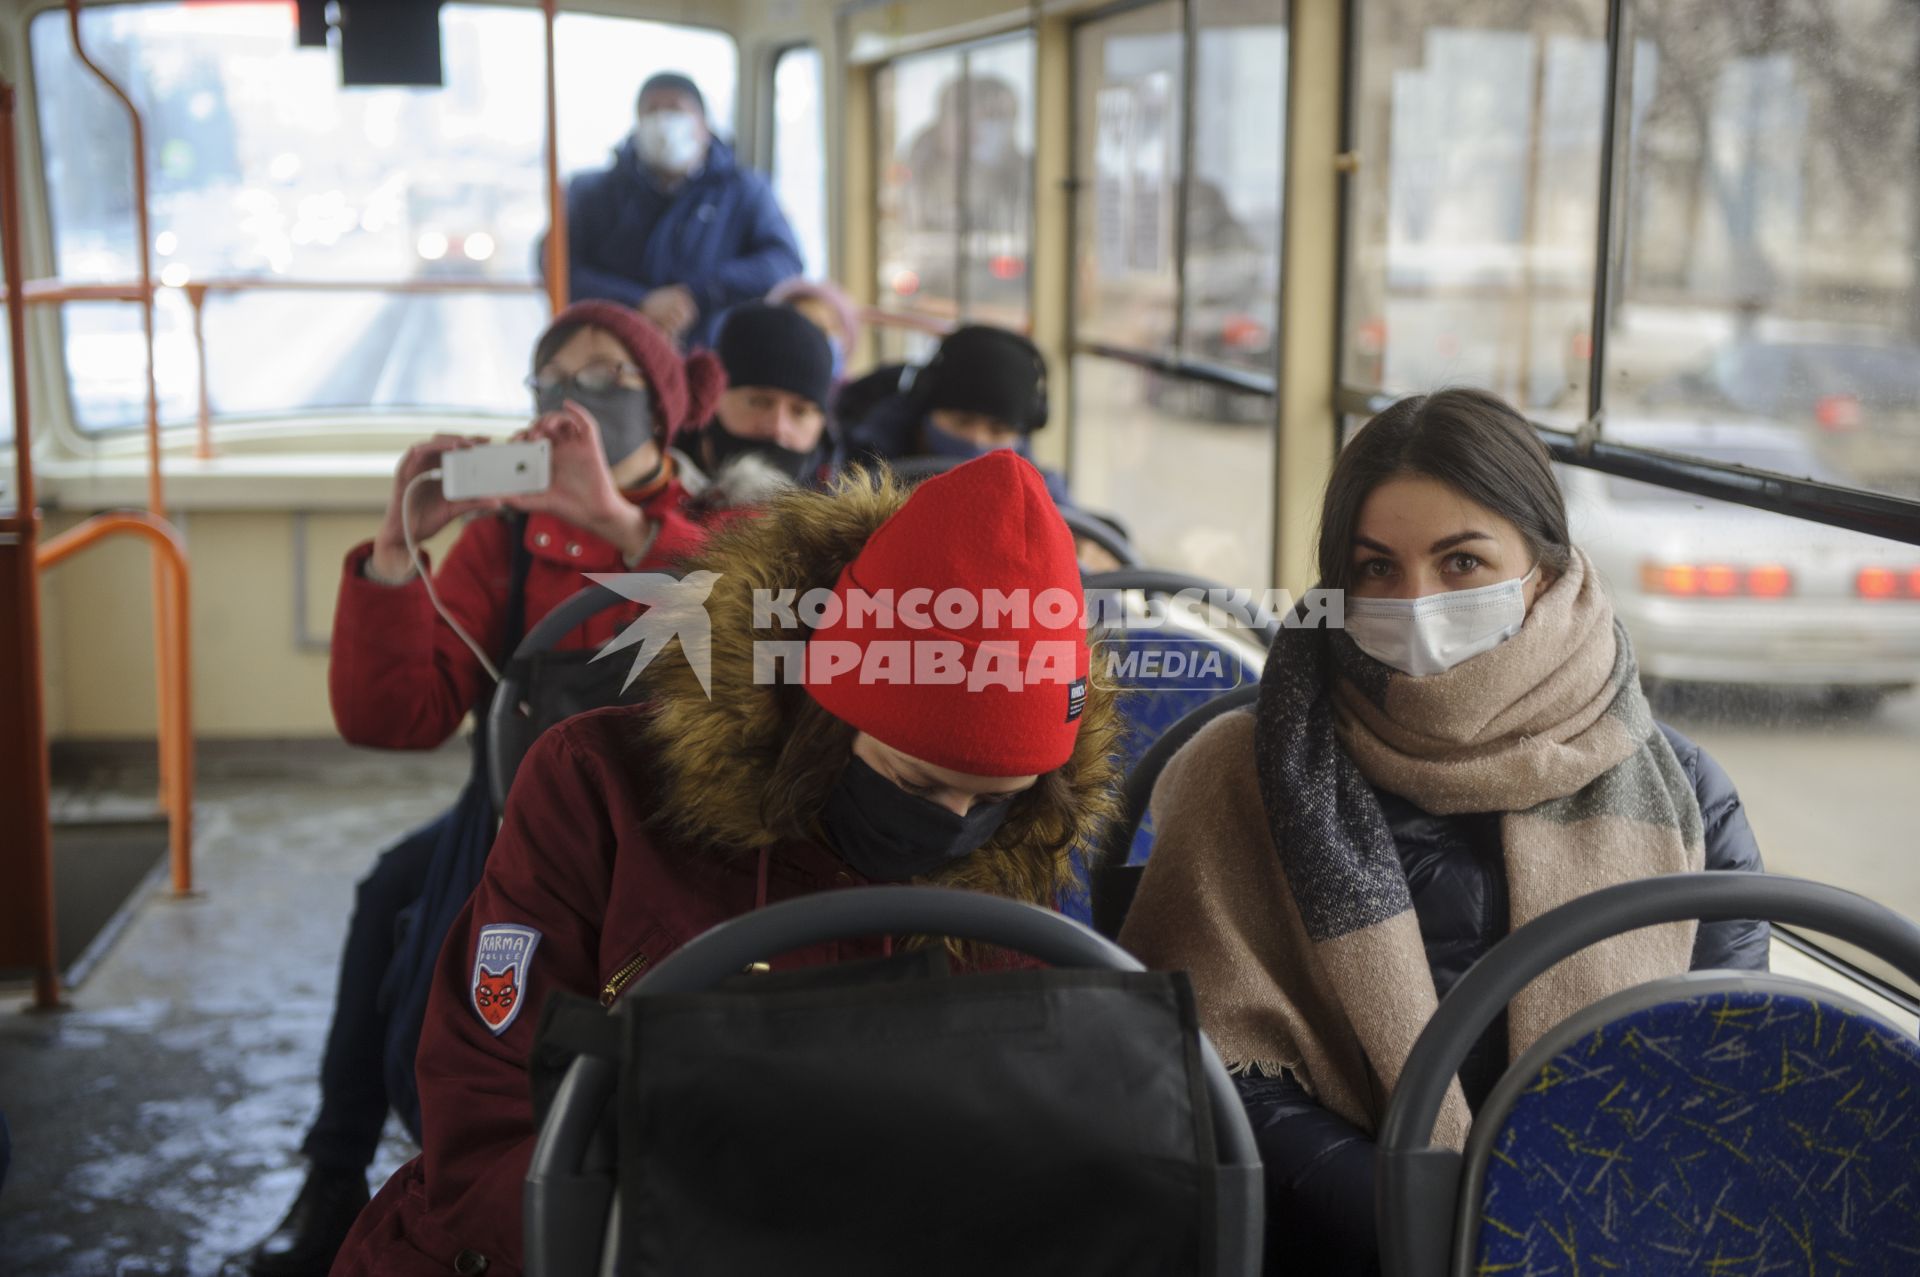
[524,886,1265,1277]
[485,582,648,815]
[1376,872,1920,1277]
[1072,570,1274,931]
[1087,684,1259,939]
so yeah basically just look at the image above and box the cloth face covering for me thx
[701,419,820,483]
[536,382,656,470]
[820,754,1013,881]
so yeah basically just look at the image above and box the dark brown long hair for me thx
[1317,388,1573,591]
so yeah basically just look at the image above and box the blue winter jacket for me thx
[555,136,803,349]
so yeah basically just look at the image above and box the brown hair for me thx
[1317,387,1573,591]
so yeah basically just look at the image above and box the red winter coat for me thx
[330,473,1124,1277]
[328,474,707,751]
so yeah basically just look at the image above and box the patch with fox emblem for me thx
[470,923,540,1035]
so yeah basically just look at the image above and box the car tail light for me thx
[1746,564,1793,598]
[890,268,920,297]
[988,254,1025,281]
[1222,316,1269,352]
[1641,561,1795,598]
[1815,393,1861,433]
[1857,567,1920,600]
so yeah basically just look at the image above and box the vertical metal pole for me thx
[67,0,176,812]
[67,0,161,512]
[955,53,972,317]
[0,79,61,1008]
[1171,0,1196,357]
[188,284,211,459]
[1585,0,1630,432]
[543,0,568,316]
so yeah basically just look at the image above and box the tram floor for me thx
[0,739,471,1277]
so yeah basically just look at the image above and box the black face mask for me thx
[700,419,821,485]
[536,383,657,470]
[819,755,1015,882]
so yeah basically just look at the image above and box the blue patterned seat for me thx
[1460,973,1920,1274]
[1057,626,1260,925]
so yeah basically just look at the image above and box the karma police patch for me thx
[470,923,541,1036]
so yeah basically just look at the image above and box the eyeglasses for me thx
[526,360,648,396]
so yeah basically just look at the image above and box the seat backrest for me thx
[484,582,643,814]
[525,887,1265,1277]
[1457,970,1920,1276]
[1087,683,1259,938]
[1067,570,1271,931]
[1374,872,1920,1277]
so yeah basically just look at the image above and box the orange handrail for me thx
[36,511,195,899]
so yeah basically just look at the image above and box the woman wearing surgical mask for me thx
[332,450,1120,1276]
[1118,388,1767,1277]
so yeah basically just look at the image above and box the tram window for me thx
[875,50,964,321]
[1074,1,1185,353]
[32,3,736,434]
[1340,0,1607,415]
[873,35,1035,329]
[1072,353,1273,587]
[1603,0,1920,503]
[772,45,828,277]
[1184,0,1288,375]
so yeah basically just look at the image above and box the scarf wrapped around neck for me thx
[1120,550,1705,1147]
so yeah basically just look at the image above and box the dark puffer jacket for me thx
[1239,722,1767,1277]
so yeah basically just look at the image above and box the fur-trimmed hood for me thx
[638,468,1123,909]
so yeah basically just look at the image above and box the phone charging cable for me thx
[402,468,502,683]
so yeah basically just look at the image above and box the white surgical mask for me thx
[633,110,705,175]
[1343,567,1538,677]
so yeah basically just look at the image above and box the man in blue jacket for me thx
[553,72,804,349]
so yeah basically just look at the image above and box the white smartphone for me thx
[440,440,551,501]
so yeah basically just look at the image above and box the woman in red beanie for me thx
[240,303,732,1277]
[331,451,1123,1276]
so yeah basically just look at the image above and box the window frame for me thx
[1330,0,1920,550]
[1064,0,1292,399]
[1332,0,1920,996]
[22,0,745,449]
[867,28,1040,331]
[767,40,829,278]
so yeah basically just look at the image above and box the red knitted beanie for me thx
[533,300,725,444]
[803,451,1090,777]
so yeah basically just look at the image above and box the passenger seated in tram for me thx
[841,323,1069,503]
[330,450,1121,1276]
[551,71,804,349]
[688,300,841,489]
[1117,388,1768,1276]
[767,276,862,389]
[240,303,727,1277]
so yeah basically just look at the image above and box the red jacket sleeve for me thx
[328,517,515,750]
[401,724,619,1269]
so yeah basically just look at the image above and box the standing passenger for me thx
[238,302,722,1277]
[1118,388,1768,1276]
[331,451,1122,1275]
[552,72,804,350]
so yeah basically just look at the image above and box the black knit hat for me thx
[912,325,1049,432]
[716,302,836,410]
[638,71,706,119]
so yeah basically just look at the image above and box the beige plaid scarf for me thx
[1120,551,1704,1146]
